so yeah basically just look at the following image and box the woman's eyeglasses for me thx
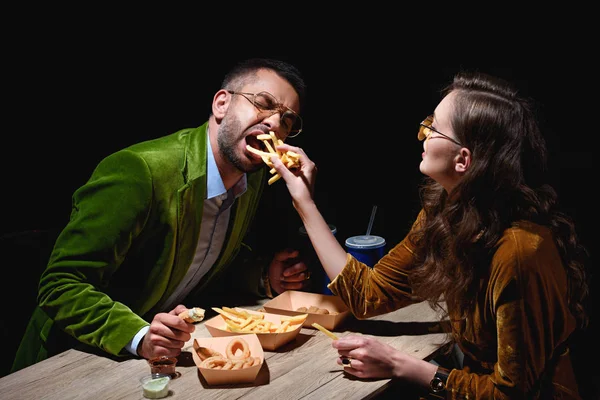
[418,115,463,147]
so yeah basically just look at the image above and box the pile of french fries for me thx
[245,131,301,185]
[213,306,307,333]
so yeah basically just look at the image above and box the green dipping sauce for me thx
[142,376,170,399]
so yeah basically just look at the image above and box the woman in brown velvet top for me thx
[270,72,589,399]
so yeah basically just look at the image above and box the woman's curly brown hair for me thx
[408,72,589,332]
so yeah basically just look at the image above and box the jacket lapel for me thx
[166,124,208,297]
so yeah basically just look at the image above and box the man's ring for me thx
[305,271,311,280]
[341,357,352,368]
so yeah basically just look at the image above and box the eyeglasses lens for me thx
[418,116,433,141]
[254,92,302,136]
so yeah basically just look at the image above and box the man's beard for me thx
[217,114,262,174]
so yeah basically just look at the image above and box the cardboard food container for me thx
[262,290,351,331]
[192,334,263,386]
[204,308,305,351]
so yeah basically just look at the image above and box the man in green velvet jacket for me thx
[12,58,316,372]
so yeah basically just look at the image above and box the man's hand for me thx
[137,304,196,360]
[268,248,311,295]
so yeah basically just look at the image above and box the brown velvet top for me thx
[328,216,581,399]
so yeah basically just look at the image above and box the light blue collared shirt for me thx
[126,134,247,355]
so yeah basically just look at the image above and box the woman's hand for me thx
[333,335,438,386]
[270,143,316,208]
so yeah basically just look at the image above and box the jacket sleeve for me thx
[38,150,152,357]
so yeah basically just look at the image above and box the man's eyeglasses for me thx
[418,115,463,147]
[228,90,303,138]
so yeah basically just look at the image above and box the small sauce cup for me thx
[148,356,178,378]
[140,373,170,399]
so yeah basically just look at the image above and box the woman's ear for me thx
[212,90,231,120]
[455,147,471,173]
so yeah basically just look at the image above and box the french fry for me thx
[241,319,262,332]
[246,146,275,158]
[270,131,282,157]
[221,306,241,315]
[286,150,300,159]
[222,306,262,322]
[233,307,264,320]
[259,321,273,332]
[312,322,339,340]
[212,307,246,324]
[223,319,244,332]
[268,174,282,185]
[245,131,301,185]
[275,320,290,333]
[238,316,255,329]
[216,305,302,333]
[222,306,247,321]
[263,140,277,154]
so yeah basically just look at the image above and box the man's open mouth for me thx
[245,135,268,152]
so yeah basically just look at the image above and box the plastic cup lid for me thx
[299,224,337,236]
[345,235,386,249]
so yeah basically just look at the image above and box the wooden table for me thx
[0,300,449,400]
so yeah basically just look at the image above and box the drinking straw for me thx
[366,205,378,236]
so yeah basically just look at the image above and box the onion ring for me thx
[196,346,223,361]
[230,359,246,370]
[200,356,232,370]
[226,337,251,360]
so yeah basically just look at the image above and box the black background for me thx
[1,13,597,397]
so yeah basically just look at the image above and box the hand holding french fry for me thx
[268,142,317,202]
[245,131,303,185]
[246,130,317,197]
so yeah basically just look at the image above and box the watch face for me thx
[431,376,445,393]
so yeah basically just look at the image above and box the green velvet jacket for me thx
[329,213,581,399]
[12,123,267,372]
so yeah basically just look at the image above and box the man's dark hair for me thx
[221,58,306,113]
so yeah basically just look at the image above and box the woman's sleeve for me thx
[328,210,425,319]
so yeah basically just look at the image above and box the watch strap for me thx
[262,268,274,299]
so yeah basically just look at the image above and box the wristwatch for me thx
[430,368,450,394]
